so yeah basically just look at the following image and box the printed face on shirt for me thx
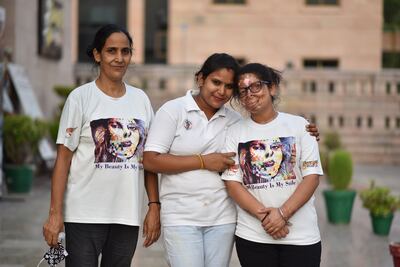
[248,138,283,180]
[90,118,146,163]
[108,118,140,159]
[238,137,296,185]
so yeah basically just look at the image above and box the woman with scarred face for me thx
[222,63,323,267]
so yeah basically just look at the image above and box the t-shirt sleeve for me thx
[144,106,177,153]
[56,94,83,151]
[299,119,324,177]
[221,126,243,183]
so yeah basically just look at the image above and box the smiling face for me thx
[108,118,140,160]
[93,32,132,82]
[248,138,283,180]
[238,73,276,116]
[195,68,235,115]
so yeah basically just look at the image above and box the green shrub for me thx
[53,85,74,99]
[324,131,341,151]
[328,149,353,190]
[49,85,74,143]
[360,181,400,217]
[3,114,47,164]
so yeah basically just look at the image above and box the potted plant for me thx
[359,181,400,236]
[323,149,356,224]
[389,242,400,267]
[3,114,47,193]
[320,131,342,182]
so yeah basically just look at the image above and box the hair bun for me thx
[86,44,94,59]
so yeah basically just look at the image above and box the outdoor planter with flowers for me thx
[359,181,400,236]
[3,114,47,193]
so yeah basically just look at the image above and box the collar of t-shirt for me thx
[184,90,227,118]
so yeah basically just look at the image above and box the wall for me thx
[168,0,382,71]
[2,0,75,118]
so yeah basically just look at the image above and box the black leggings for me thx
[235,236,321,267]
[65,223,139,267]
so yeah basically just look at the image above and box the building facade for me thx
[2,0,400,164]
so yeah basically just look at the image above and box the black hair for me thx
[233,63,282,103]
[195,53,240,82]
[86,24,133,64]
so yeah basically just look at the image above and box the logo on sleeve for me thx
[302,160,319,170]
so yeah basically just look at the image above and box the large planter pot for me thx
[370,213,394,236]
[323,189,356,224]
[4,164,34,193]
[390,242,400,267]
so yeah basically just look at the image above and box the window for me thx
[328,116,334,127]
[78,0,127,62]
[356,116,362,128]
[367,116,373,128]
[339,116,344,127]
[145,0,168,63]
[328,81,335,94]
[310,81,317,93]
[382,52,400,69]
[159,79,166,90]
[214,0,245,3]
[306,0,339,5]
[397,117,400,128]
[385,117,390,129]
[303,59,339,69]
[386,82,391,95]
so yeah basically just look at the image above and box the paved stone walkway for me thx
[0,164,399,267]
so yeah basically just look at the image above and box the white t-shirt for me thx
[57,81,154,226]
[221,112,323,245]
[144,90,241,226]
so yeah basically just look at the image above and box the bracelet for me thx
[278,207,286,220]
[197,154,205,169]
[148,201,161,206]
[261,213,268,223]
[278,207,292,226]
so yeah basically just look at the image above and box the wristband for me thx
[278,207,292,226]
[261,213,268,223]
[148,201,161,206]
[197,154,205,169]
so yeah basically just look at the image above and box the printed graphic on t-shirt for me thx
[90,118,146,163]
[238,137,296,185]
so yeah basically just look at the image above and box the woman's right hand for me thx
[270,225,289,240]
[43,212,64,247]
[202,152,236,172]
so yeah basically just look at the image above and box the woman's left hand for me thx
[258,207,287,235]
[142,204,161,247]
